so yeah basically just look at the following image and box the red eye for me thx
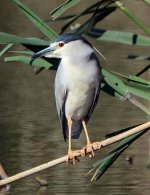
[59,42,64,47]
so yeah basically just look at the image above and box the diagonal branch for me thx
[0,121,150,187]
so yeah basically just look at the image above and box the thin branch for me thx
[0,121,150,187]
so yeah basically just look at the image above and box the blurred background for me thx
[0,0,150,194]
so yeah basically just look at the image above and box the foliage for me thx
[0,0,150,181]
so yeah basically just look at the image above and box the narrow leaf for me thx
[128,55,150,61]
[0,44,13,56]
[136,64,150,76]
[127,85,150,100]
[61,4,116,33]
[101,82,126,101]
[90,128,148,181]
[51,0,81,20]
[88,28,150,46]
[13,0,58,39]
[8,50,34,55]
[105,124,141,138]
[91,145,128,181]
[110,70,150,86]
[115,1,150,35]
[102,69,129,98]
[128,95,150,115]
[143,0,150,5]
[0,32,48,46]
[4,56,58,70]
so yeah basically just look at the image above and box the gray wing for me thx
[85,85,101,124]
[85,53,102,123]
[54,65,68,141]
[54,65,83,141]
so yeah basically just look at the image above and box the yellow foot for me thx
[82,142,102,158]
[66,150,80,165]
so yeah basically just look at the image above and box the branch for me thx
[0,121,150,187]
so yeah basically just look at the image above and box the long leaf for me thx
[105,124,142,138]
[143,0,150,5]
[101,82,126,101]
[51,0,81,20]
[88,28,150,46]
[128,55,150,61]
[4,56,59,70]
[128,95,150,115]
[8,50,34,55]
[13,0,58,39]
[103,69,150,100]
[61,4,116,33]
[91,145,128,181]
[73,5,116,35]
[115,1,150,35]
[0,32,48,46]
[136,64,150,77]
[0,44,13,56]
[90,127,148,181]
[102,69,130,98]
[110,71,150,86]
[60,1,100,33]
[127,85,150,100]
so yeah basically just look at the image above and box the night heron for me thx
[32,33,102,164]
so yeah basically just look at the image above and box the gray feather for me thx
[54,64,68,141]
[54,49,102,141]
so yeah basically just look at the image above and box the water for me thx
[0,0,150,194]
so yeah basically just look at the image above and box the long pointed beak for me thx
[32,46,55,59]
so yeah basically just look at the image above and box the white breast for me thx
[61,56,99,120]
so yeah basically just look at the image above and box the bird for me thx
[32,33,102,164]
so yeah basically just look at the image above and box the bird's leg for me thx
[82,120,94,157]
[81,120,101,158]
[67,119,80,165]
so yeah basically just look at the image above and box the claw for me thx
[80,148,86,157]
[82,143,94,158]
[82,142,102,158]
[66,150,80,165]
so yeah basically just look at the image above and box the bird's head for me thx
[32,33,93,60]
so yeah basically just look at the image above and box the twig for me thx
[0,121,150,187]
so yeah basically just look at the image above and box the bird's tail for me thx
[63,121,83,140]
[71,121,83,139]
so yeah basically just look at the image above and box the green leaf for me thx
[102,69,150,114]
[13,0,58,39]
[51,0,81,20]
[128,55,150,61]
[101,82,126,101]
[91,145,128,181]
[143,0,150,6]
[8,50,34,55]
[102,69,150,100]
[110,71,150,86]
[128,95,150,115]
[90,126,148,181]
[136,64,150,77]
[102,69,129,98]
[4,56,58,70]
[0,32,48,46]
[88,28,150,46]
[127,85,150,100]
[105,124,141,138]
[115,1,150,35]
[61,3,116,33]
[0,44,13,56]
[108,71,150,100]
